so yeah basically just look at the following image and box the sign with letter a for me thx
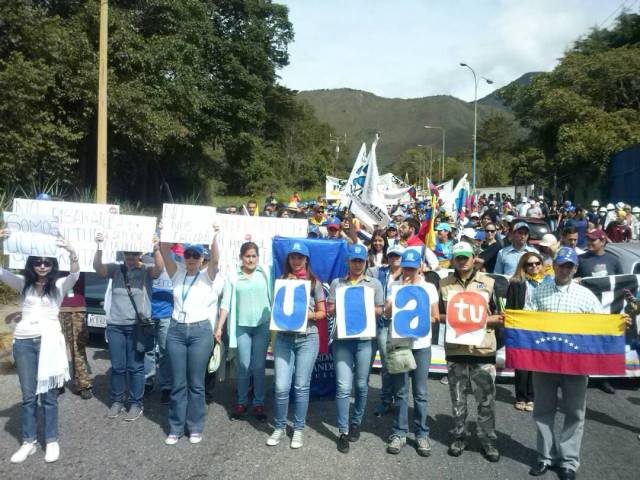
[270,279,310,333]
[391,284,431,339]
[335,285,376,339]
[445,291,489,346]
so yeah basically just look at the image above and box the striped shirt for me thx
[524,280,603,314]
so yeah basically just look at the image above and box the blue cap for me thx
[183,244,205,255]
[475,230,486,241]
[387,222,397,230]
[400,249,421,268]
[435,223,452,232]
[387,244,405,257]
[554,246,578,266]
[566,206,576,213]
[36,193,52,201]
[287,241,310,258]
[348,244,367,261]
[308,225,321,237]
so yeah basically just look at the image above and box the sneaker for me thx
[448,438,467,457]
[416,437,432,457]
[266,428,285,446]
[44,441,60,463]
[386,434,406,454]
[348,424,360,442]
[337,433,350,453]
[231,404,247,420]
[440,376,449,385]
[165,434,180,446]
[106,403,124,419]
[189,434,202,444]
[291,430,304,449]
[123,405,143,422]
[252,405,267,422]
[525,401,534,412]
[10,441,37,464]
[374,403,392,418]
[160,390,171,405]
[80,388,93,400]
[482,444,500,462]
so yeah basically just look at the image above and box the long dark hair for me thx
[22,256,60,299]
[368,229,388,267]
[282,253,320,287]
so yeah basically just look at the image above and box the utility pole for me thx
[329,133,347,173]
[96,0,109,203]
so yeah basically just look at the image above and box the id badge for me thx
[179,312,187,323]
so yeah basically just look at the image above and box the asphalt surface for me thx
[1,340,639,480]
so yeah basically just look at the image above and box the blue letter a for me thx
[394,286,430,339]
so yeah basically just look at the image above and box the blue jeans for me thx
[273,331,319,430]
[392,347,431,438]
[13,338,59,443]
[106,324,145,407]
[333,338,373,434]
[166,320,213,436]
[374,319,393,406]
[236,322,270,406]
[144,317,172,391]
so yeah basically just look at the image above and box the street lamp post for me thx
[329,133,346,173]
[424,125,445,181]
[459,63,493,191]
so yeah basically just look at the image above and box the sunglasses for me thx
[184,252,202,260]
[485,229,496,233]
[34,259,53,267]
[525,261,541,267]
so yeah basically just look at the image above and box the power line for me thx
[598,0,628,29]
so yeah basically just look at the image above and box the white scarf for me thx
[36,319,70,395]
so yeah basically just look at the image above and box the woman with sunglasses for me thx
[478,222,503,273]
[367,230,388,268]
[159,226,222,445]
[506,251,551,412]
[267,242,326,449]
[215,242,272,421]
[0,230,78,463]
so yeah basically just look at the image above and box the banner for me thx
[445,291,489,346]
[103,214,156,254]
[390,284,431,339]
[335,285,376,339]
[9,199,119,272]
[504,309,626,375]
[3,211,60,257]
[378,173,414,205]
[160,204,217,244]
[270,279,310,333]
[325,176,347,201]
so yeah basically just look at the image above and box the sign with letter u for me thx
[270,279,311,333]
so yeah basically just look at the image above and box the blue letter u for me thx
[273,284,307,331]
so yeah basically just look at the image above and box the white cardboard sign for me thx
[270,279,310,333]
[161,204,217,244]
[335,285,376,339]
[3,211,60,257]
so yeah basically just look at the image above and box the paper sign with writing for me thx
[3,211,60,257]
[270,279,310,333]
[9,199,119,272]
[161,204,217,244]
[391,284,431,339]
[335,285,376,339]
[103,214,156,254]
[445,291,489,346]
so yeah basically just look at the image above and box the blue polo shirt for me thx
[493,244,538,276]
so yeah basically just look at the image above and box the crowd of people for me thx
[0,189,638,480]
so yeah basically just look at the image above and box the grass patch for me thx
[209,189,324,209]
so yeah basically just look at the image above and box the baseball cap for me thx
[308,225,321,238]
[504,214,514,223]
[513,221,530,232]
[470,212,480,218]
[462,227,477,239]
[452,242,474,259]
[287,241,309,258]
[400,249,421,268]
[183,243,205,255]
[348,243,367,261]
[327,217,341,229]
[387,222,397,230]
[566,206,576,213]
[586,229,606,241]
[539,233,558,248]
[554,246,578,266]
[598,206,607,213]
[387,244,405,257]
[435,223,452,232]
[475,230,486,242]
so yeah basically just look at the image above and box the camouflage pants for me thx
[59,311,92,391]
[447,361,497,445]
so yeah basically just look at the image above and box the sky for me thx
[277,0,633,101]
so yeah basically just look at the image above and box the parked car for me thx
[514,216,551,245]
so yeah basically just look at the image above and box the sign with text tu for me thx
[445,291,489,346]
[270,279,310,333]
[335,285,376,339]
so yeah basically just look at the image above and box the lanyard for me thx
[181,271,200,306]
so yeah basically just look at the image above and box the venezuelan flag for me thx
[504,309,626,376]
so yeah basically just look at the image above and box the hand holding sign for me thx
[445,291,489,346]
[270,279,310,333]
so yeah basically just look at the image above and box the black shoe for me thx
[558,467,576,480]
[374,403,392,418]
[337,434,350,453]
[144,383,154,394]
[348,424,360,442]
[481,444,500,462]
[57,386,65,395]
[529,462,550,476]
[80,388,93,400]
[447,438,467,457]
[160,390,171,405]
[599,380,615,394]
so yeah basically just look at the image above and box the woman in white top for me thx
[159,226,222,445]
[383,248,440,457]
[0,229,79,464]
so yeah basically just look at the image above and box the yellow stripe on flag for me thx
[504,309,624,336]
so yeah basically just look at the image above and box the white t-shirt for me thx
[171,263,224,324]
[388,278,438,350]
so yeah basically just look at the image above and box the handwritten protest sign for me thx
[335,285,376,339]
[270,279,310,333]
[9,199,119,272]
[103,214,156,254]
[445,291,489,346]
[161,204,217,244]
[3,212,60,258]
[391,284,431,339]
[215,213,307,277]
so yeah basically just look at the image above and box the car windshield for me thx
[527,222,549,241]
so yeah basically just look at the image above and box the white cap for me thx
[598,206,607,213]
[606,203,615,210]
[521,196,527,203]
[470,211,480,218]
[538,195,544,200]
[539,233,558,248]
[633,207,640,214]
[616,202,625,209]
[462,227,477,239]
[591,200,600,207]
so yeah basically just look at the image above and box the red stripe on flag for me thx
[506,348,625,376]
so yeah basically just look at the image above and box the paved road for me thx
[1,342,639,480]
